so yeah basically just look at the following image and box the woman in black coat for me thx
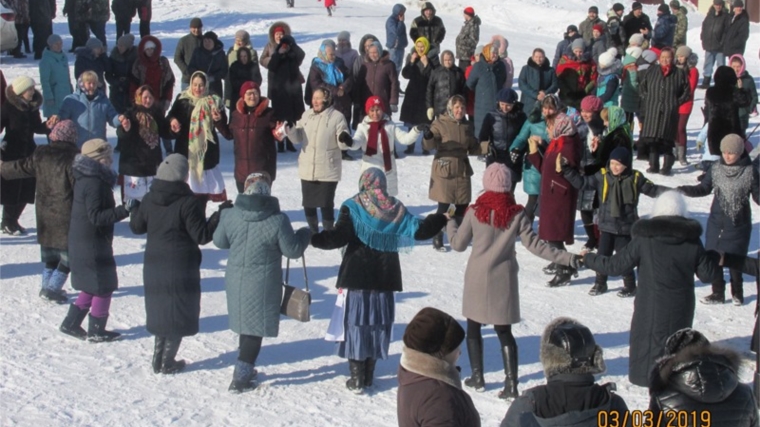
[187,32,228,98]
[705,66,751,156]
[426,50,465,120]
[226,47,263,111]
[517,48,558,115]
[266,34,306,127]
[400,37,438,154]
[479,88,527,187]
[130,154,227,375]
[583,191,722,387]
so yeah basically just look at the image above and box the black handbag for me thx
[280,256,310,322]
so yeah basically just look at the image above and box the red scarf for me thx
[660,64,672,76]
[365,120,392,172]
[469,191,524,229]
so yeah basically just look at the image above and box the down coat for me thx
[517,57,558,115]
[187,39,228,98]
[287,106,351,182]
[39,48,73,117]
[409,4,446,50]
[106,44,138,113]
[129,179,220,337]
[260,22,306,124]
[723,10,749,57]
[423,113,480,205]
[426,63,466,117]
[509,117,547,196]
[58,80,122,147]
[701,8,730,52]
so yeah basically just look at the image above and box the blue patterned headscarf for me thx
[313,40,344,86]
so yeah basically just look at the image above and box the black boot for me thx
[346,359,366,393]
[701,279,726,304]
[542,262,558,275]
[730,274,744,306]
[60,304,89,340]
[152,336,166,374]
[547,266,576,287]
[277,141,285,153]
[322,219,335,231]
[161,337,187,374]
[588,273,608,296]
[647,150,660,173]
[660,152,675,176]
[228,360,258,393]
[676,146,689,166]
[432,231,445,252]
[497,344,519,400]
[364,358,377,387]
[617,274,637,298]
[699,76,711,89]
[583,225,597,251]
[464,338,485,391]
[87,314,121,343]
[404,142,415,155]
[306,216,319,234]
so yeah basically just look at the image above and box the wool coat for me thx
[423,114,480,205]
[173,33,202,84]
[129,179,219,337]
[397,347,481,427]
[307,56,352,122]
[39,48,73,117]
[106,45,137,114]
[701,8,730,52]
[620,52,640,113]
[467,57,507,138]
[116,105,168,177]
[400,51,437,125]
[517,57,558,115]
[58,85,122,147]
[584,216,722,387]
[426,64,466,117]
[455,16,480,60]
[527,134,581,243]
[260,23,306,124]
[509,118,546,196]
[723,10,749,57]
[69,155,129,296]
[287,106,350,182]
[166,95,226,171]
[356,53,399,111]
[131,35,175,105]
[0,139,78,250]
[187,40,228,98]
[448,210,572,325]
[213,194,310,337]
[0,88,47,206]
[638,65,690,147]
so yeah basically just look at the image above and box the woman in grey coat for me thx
[213,172,311,394]
[448,163,579,400]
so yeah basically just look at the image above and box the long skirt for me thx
[337,289,394,360]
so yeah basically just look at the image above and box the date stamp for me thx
[597,410,711,427]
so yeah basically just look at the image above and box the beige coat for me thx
[448,210,573,325]
[287,106,350,182]
[423,114,480,205]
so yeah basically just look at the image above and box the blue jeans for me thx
[703,51,724,82]
[388,48,404,76]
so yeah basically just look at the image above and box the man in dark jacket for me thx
[553,25,582,68]
[385,4,407,78]
[652,4,677,49]
[409,2,445,57]
[187,31,228,98]
[174,17,203,90]
[29,0,56,60]
[723,0,750,58]
[578,6,605,45]
[622,2,653,46]
[501,317,629,427]
[700,0,730,88]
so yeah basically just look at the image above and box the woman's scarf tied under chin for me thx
[179,90,223,181]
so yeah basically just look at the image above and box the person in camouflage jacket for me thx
[455,7,480,69]
[671,0,688,49]
[76,0,109,47]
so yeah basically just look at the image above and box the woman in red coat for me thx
[526,95,581,287]
[675,46,698,166]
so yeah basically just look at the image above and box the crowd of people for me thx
[1,0,759,425]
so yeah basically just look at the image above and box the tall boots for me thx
[432,231,445,252]
[364,358,377,387]
[323,219,335,231]
[582,225,597,251]
[346,359,366,394]
[497,344,519,400]
[161,337,186,374]
[647,149,660,173]
[588,273,608,296]
[152,337,166,373]
[306,216,319,234]
[60,304,89,340]
[464,337,485,391]
[702,279,726,304]
[617,275,637,298]
[676,146,689,166]
[87,315,121,343]
[731,273,744,306]
[229,360,258,393]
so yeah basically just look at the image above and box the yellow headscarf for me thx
[414,37,430,56]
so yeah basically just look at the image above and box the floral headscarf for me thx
[178,71,224,181]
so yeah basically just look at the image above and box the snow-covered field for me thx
[1,0,759,425]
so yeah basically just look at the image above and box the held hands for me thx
[119,115,131,131]
[555,154,567,173]
[528,135,540,154]
[338,131,353,147]
[426,108,434,121]
[170,118,181,133]
[211,108,222,122]
[337,87,344,97]
[124,199,140,213]
[569,254,584,270]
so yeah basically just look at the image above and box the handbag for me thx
[280,256,310,322]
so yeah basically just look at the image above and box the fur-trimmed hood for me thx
[72,154,118,186]
[399,346,462,390]
[540,317,606,379]
[4,86,43,112]
[631,216,703,243]
[267,21,292,45]
[649,344,741,403]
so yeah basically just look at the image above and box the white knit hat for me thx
[629,33,645,47]
[598,48,618,69]
[626,46,643,59]
[11,76,35,95]
[651,191,689,218]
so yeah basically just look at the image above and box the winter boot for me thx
[346,359,366,394]
[542,262,558,275]
[41,268,54,289]
[60,304,89,340]
[364,358,377,387]
[306,216,319,234]
[676,146,689,166]
[285,138,297,152]
[161,337,186,374]
[701,280,726,304]
[646,150,660,174]
[322,219,335,231]
[341,151,353,160]
[660,152,675,176]
[228,360,258,393]
[588,274,608,296]
[432,231,445,252]
[547,266,577,287]
[497,344,519,400]
[152,336,166,374]
[617,275,637,298]
[731,275,744,306]
[41,269,69,304]
[583,226,597,252]
[464,338,485,391]
[87,315,122,343]
[698,76,711,89]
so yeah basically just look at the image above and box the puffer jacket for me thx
[518,57,558,115]
[426,64,466,117]
[723,10,750,57]
[455,16,480,60]
[479,104,527,178]
[652,12,677,49]
[701,8,730,52]
[57,80,122,147]
[287,106,351,182]
[409,3,446,49]
[620,50,640,113]
[187,40,228,97]
[509,114,546,196]
[385,4,408,50]
[106,45,137,113]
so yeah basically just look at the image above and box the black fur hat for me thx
[663,328,710,356]
[540,317,606,378]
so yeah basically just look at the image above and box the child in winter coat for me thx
[39,35,73,118]
[560,146,667,296]
[595,48,622,107]
[347,96,421,196]
[729,54,758,132]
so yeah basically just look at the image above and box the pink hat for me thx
[580,95,603,113]
[239,81,260,98]
[483,163,512,193]
[49,120,78,144]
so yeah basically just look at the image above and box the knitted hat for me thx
[608,146,631,169]
[713,0,724,5]
[337,31,351,42]
[47,34,62,48]
[144,40,156,50]
[632,1,643,10]
[664,328,710,356]
[732,0,743,7]
[11,76,35,95]
[612,3,625,12]
[239,81,260,98]
[403,307,465,358]
[629,33,645,47]
[86,37,103,51]
[669,0,681,8]
[365,95,385,114]
[540,317,606,378]
[626,46,643,59]
[580,95,603,113]
[156,154,189,182]
[652,191,689,218]
[720,133,745,154]
[567,24,579,33]
[497,88,518,104]
[49,120,78,144]
[592,24,604,34]
[483,163,512,193]
[117,33,135,50]
[189,17,203,28]
[641,49,658,64]
[598,48,617,68]
[658,4,670,13]
[675,45,692,58]
[235,30,250,41]
[243,172,272,195]
[588,6,599,13]
[81,139,112,162]
[463,6,475,16]
[571,38,585,52]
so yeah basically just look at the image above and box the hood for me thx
[469,16,482,25]
[72,154,118,186]
[420,1,435,15]
[491,34,509,56]
[679,6,688,15]
[147,179,194,206]
[649,344,741,404]
[398,346,462,389]
[137,35,163,61]
[358,33,378,56]
[5,86,42,112]
[42,47,68,62]
[268,21,292,45]
[729,54,746,77]
[233,193,281,222]
[713,66,737,89]
[74,46,98,61]
[235,96,270,115]
[631,216,703,243]
[686,52,699,69]
[391,3,405,16]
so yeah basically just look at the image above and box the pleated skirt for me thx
[337,289,394,360]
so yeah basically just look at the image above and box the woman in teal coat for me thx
[509,106,548,224]
[213,172,311,394]
[38,35,73,118]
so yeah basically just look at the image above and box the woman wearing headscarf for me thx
[467,43,507,139]
[426,50,466,121]
[400,37,438,155]
[448,163,578,400]
[168,71,228,209]
[213,172,311,393]
[308,39,352,127]
[311,167,447,394]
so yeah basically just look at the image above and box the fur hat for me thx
[81,139,112,162]
[337,31,351,42]
[598,48,617,68]
[243,172,272,195]
[720,133,745,154]
[365,95,385,114]
[626,46,643,59]
[676,45,692,58]
[497,88,518,104]
[85,37,103,51]
[629,33,645,47]
[632,1,643,10]
[117,34,135,50]
[571,38,585,52]
[189,17,203,28]
[403,307,465,358]
[483,163,512,193]
[464,6,475,16]
[47,34,62,48]
[156,153,189,182]
[580,95,603,113]
[663,328,710,356]
[608,146,631,169]
[540,317,606,378]
[652,191,689,218]
[239,81,260,98]
[11,76,35,95]
[49,120,78,144]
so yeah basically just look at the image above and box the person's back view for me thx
[649,328,759,427]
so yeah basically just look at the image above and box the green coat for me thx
[620,53,640,113]
[38,48,73,117]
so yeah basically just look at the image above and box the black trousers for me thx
[12,23,30,53]
[87,20,107,46]
[239,335,263,365]
[304,206,334,222]
[115,18,132,39]
[30,20,52,58]
[139,19,150,37]
[68,18,88,50]
[596,231,635,284]
[2,203,26,224]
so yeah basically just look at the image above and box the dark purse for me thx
[280,256,310,322]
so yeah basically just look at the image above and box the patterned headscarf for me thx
[178,71,224,182]
[134,85,160,149]
[550,113,576,139]
[605,106,631,141]
[243,172,272,196]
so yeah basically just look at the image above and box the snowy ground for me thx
[1,0,759,425]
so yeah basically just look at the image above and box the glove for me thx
[414,124,429,134]
[125,199,141,213]
[390,104,398,113]
[423,128,434,140]
[509,149,523,165]
[217,200,234,211]
[569,254,584,270]
[338,131,353,147]
[426,108,434,121]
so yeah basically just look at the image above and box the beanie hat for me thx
[713,0,724,4]
[497,88,518,104]
[189,17,203,28]
[483,163,512,193]
[117,33,135,50]
[632,1,643,10]
[629,33,645,47]
[144,40,156,50]
[612,3,625,12]
[608,146,631,169]
[11,76,35,95]
[243,172,272,196]
[156,154,189,182]
[571,38,585,52]
[47,34,62,48]
[658,4,670,13]
[664,328,710,356]
[365,95,385,114]
[81,139,113,162]
[732,0,743,7]
[626,46,643,59]
[473,45,485,59]
[337,31,351,42]
[463,6,475,16]
[49,120,78,144]
[580,95,603,113]
[652,191,689,218]
[669,0,681,8]
[675,45,692,58]
[239,81,260,98]
[598,48,617,68]
[592,24,604,34]
[540,317,606,378]
[403,307,465,358]
[720,133,745,154]
[567,24,579,33]
[85,37,103,51]
[235,30,250,41]
[588,6,599,13]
